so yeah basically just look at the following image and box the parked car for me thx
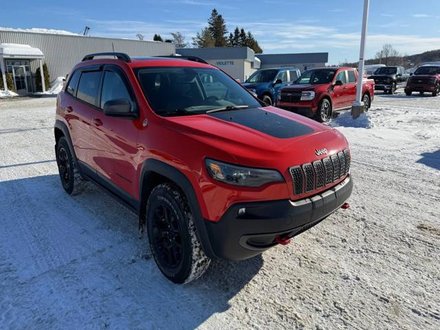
[368,66,408,94]
[276,67,374,122]
[364,64,386,76]
[242,67,301,105]
[405,65,440,96]
[55,52,353,284]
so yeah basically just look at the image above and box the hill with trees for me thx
[343,44,440,68]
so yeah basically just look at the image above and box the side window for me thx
[347,70,356,83]
[289,70,299,82]
[335,71,347,84]
[276,71,288,83]
[100,71,132,109]
[66,70,80,96]
[77,71,102,106]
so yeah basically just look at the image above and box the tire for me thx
[55,137,85,195]
[405,90,412,96]
[362,93,371,112]
[146,183,211,284]
[316,98,332,123]
[390,82,396,94]
[433,84,439,97]
[262,95,272,106]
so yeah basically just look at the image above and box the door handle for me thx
[66,106,73,113]
[93,118,103,127]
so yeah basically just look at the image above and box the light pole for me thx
[351,0,370,119]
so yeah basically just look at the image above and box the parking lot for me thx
[0,93,439,329]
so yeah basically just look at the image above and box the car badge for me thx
[315,148,328,156]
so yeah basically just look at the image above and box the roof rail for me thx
[82,52,131,62]
[157,55,208,64]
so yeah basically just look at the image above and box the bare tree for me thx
[171,32,187,48]
[375,44,400,65]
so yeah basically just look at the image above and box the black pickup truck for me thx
[368,66,409,94]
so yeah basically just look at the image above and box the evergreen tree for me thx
[208,9,228,47]
[153,34,163,42]
[193,9,263,53]
[192,28,215,48]
[244,32,263,54]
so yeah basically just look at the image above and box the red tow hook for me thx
[275,236,291,245]
[341,202,350,209]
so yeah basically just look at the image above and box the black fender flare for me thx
[54,120,77,162]
[139,159,216,259]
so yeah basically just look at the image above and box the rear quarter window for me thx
[66,70,80,96]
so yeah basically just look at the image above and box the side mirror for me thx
[410,73,413,76]
[103,99,137,118]
[334,80,343,86]
[273,79,282,85]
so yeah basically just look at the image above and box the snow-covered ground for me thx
[0,94,439,329]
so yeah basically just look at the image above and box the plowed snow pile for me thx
[0,93,439,329]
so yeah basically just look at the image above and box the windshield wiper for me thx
[206,105,249,114]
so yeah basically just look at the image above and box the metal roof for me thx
[177,47,255,61]
[257,52,328,65]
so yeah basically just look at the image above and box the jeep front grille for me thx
[289,149,351,195]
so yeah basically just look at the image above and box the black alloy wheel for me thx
[56,137,76,194]
[146,183,211,284]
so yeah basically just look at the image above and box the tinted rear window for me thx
[77,71,102,106]
[66,70,80,96]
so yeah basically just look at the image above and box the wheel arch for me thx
[139,159,216,259]
[54,120,77,162]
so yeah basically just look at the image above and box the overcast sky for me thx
[1,0,440,64]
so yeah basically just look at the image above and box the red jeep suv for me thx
[55,52,353,284]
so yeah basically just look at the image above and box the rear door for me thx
[345,69,357,105]
[88,65,140,197]
[332,70,347,109]
[61,67,102,168]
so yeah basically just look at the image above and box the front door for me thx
[12,66,29,95]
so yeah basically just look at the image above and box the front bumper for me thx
[204,176,353,261]
[405,84,436,93]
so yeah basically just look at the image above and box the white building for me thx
[0,28,175,94]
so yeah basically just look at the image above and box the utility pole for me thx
[351,0,370,119]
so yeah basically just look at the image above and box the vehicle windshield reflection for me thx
[137,67,261,116]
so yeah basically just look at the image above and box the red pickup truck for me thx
[276,67,375,122]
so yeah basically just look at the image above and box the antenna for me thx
[83,26,90,36]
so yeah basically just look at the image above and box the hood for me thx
[164,107,348,167]
[280,84,317,92]
[242,82,271,90]
[369,74,396,79]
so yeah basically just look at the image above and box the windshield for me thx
[375,67,397,75]
[294,69,336,85]
[414,66,440,75]
[245,69,278,83]
[137,67,261,116]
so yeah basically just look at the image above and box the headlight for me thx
[300,91,315,101]
[205,159,284,187]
